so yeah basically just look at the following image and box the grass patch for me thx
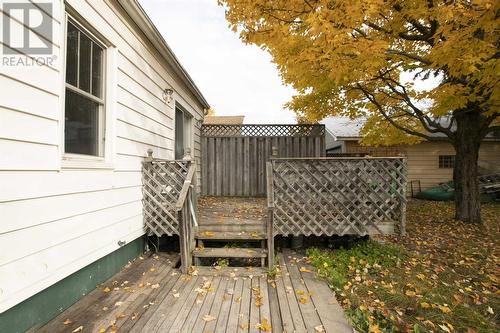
[307,200,499,333]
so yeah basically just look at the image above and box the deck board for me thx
[33,251,352,333]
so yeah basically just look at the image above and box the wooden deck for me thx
[32,250,352,333]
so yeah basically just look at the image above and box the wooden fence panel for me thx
[268,157,407,236]
[201,125,326,196]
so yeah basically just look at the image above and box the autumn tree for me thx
[219,0,499,223]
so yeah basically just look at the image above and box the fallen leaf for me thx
[151,283,160,289]
[63,319,72,325]
[420,302,430,309]
[173,293,180,298]
[203,314,216,322]
[439,305,452,313]
[114,301,123,307]
[368,324,382,333]
[405,290,416,297]
[115,313,126,319]
[438,324,451,332]
[255,318,272,332]
[315,325,325,332]
[103,287,111,293]
[299,267,312,273]
[72,326,83,333]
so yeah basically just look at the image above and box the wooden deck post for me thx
[178,209,188,273]
[266,161,275,270]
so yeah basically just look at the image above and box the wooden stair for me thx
[195,231,267,240]
[192,197,271,269]
[192,247,267,258]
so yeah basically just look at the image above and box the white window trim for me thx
[175,102,194,160]
[60,11,116,170]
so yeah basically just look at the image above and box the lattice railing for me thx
[267,158,407,236]
[142,158,191,237]
[202,124,325,137]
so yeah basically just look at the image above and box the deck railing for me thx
[142,150,197,272]
[176,163,197,273]
[266,157,407,240]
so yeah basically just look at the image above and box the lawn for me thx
[307,200,499,333]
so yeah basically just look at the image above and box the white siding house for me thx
[0,0,209,330]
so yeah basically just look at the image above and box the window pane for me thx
[175,108,184,159]
[184,112,191,150]
[65,22,78,85]
[65,89,99,156]
[91,43,103,98]
[78,32,92,93]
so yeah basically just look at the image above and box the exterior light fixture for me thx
[162,88,174,103]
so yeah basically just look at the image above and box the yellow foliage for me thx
[219,0,499,145]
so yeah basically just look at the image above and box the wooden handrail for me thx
[266,162,274,209]
[175,163,196,211]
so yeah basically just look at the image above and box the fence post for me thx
[145,148,154,162]
[266,161,275,270]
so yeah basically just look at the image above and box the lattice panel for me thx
[270,158,407,236]
[202,124,325,137]
[142,160,191,236]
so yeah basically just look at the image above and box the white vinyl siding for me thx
[0,0,204,313]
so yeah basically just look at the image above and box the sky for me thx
[139,0,297,124]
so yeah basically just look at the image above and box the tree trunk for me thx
[452,111,483,224]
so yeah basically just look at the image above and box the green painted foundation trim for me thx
[0,237,145,333]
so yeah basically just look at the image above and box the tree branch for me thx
[355,84,434,141]
[385,49,432,65]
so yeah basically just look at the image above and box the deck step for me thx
[193,266,267,277]
[195,231,267,240]
[192,247,267,258]
[197,224,266,233]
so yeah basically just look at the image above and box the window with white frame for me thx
[64,20,105,156]
[174,104,192,159]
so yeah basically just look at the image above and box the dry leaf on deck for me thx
[255,318,272,332]
[72,326,83,333]
[315,325,325,332]
[203,314,217,322]
[63,319,72,325]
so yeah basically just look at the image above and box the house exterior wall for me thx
[343,141,500,191]
[0,0,204,315]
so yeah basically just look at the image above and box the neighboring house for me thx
[203,115,245,124]
[323,117,500,192]
[0,0,209,331]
